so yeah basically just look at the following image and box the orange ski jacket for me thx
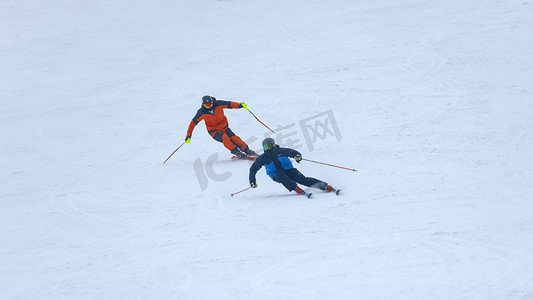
[186,100,242,136]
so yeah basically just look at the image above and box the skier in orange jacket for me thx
[185,95,258,158]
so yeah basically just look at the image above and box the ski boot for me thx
[294,186,311,198]
[231,147,247,159]
[326,185,340,195]
[242,146,258,157]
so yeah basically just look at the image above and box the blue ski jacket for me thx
[249,146,301,184]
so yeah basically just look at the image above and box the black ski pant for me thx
[272,168,328,192]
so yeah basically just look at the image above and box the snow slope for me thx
[2,0,533,299]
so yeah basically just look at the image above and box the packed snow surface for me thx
[1,0,533,299]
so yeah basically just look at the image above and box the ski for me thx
[231,155,258,161]
[304,192,312,199]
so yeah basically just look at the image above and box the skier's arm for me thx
[216,100,244,109]
[249,157,265,185]
[186,111,204,140]
[278,147,301,158]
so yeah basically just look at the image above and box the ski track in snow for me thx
[2,0,533,299]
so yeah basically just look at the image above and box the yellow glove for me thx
[185,136,191,143]
[240,102,248,109]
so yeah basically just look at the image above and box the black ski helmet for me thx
[202,95,215,107]
[262,137,276,151]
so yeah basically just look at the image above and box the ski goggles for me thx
[203,103,213,108]
[263,143,274,151]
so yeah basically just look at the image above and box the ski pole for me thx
[231,186,252,196]
[163,142,186,164]
[302,158,357,172]
[244,107,276,134]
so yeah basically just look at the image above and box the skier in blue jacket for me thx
[249,138,338,197]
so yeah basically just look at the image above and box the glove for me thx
[294,155,302,163]
[250,181,258,188]
[240,102,248,109]
[184,136,191,143]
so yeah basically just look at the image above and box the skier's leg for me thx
[226,128,257,155]
[286,168,328,190]
[210,131,239,151]
[287,169,336,192]
[272,170,300,192]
